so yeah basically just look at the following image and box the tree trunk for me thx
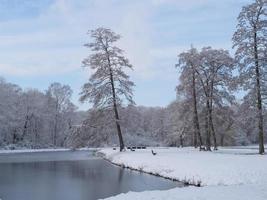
[192,70,203,149]
[209,79,217,150]
[54,114,58,146]
[193,132,197,148]
[180,135,184,148]
[109,66,125,152]
[208,100,217,150]
[209,106,217,150]
[104,45,125,152]
[205,100,211,151]
[22,115,29,141]
[220,134,225,147]
[254,31,265,154]
[34,117,39,147]
[53,99,60,147]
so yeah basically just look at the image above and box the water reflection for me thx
[0,151,180,200]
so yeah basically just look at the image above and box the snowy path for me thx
[100,147,267,200]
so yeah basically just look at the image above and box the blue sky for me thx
[0,0,251,110]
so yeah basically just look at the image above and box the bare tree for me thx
[47,82,74,146]
[233,0,267,154]
[196,47,234,150]
[80,28,135,151]
[176,47,204,149]
[0,78,78,149]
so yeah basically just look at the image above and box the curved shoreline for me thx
[97,151,201,187]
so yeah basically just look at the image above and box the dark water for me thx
[0,151,180,200]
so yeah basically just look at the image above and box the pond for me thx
[0,151,181,200]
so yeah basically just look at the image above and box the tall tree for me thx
[196,47,234,150]
[233,0,267,154]
[176,47,204,149]
[80,27,135,151]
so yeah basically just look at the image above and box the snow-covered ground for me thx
[100,147,267,200]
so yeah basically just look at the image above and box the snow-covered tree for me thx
[19,89,48,147]
[0,78,82,149]
[165,100,193,147]
[80,27,135,151]
[196,47,234,150]
[0,78,22,145]
[47,82,75,146]
[176,47,204,149]
[233,0,267,154]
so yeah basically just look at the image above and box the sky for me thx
[0,0,251,110]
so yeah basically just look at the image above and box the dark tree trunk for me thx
[205,100,211,151]
[22,115,29,141]
[192,70,203,149]
[208,100,217,150]
[104,44,125,152]
[34,118,39,147]
[54,114,58,146]
[209,108,217,150]
[53,99,60,147]
[254,30,265,154]
[220,134,225,147]
[193,133,197,148]
[109,65,124,152]
[180,134,184,148]
[209,79,218,150]
[13,129,18,144]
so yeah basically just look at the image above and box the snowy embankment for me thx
[0,148,70,154]
[0,147,99,154]
[100,147,267,200]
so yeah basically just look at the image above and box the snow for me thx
[0,148,70,154]
[100,147,266,186]
[100,147,267,200]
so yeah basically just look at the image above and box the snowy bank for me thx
[0,148,70,154]
[0,147,100,154]
[100,147,267,186]
[100,147,267,200]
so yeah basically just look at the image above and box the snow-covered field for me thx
[100,147,267,200]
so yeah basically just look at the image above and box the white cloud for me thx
[151,0,212,7]
[0,0,250,79]
[0,0,155,78]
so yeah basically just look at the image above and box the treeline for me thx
[70,99,265,148]
[0,78,85,149]
[0,73,264,149]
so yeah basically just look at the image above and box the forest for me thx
[0,0,266,155]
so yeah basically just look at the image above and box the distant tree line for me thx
[0,79,84,149]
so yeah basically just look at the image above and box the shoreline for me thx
[97,151,201,187]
